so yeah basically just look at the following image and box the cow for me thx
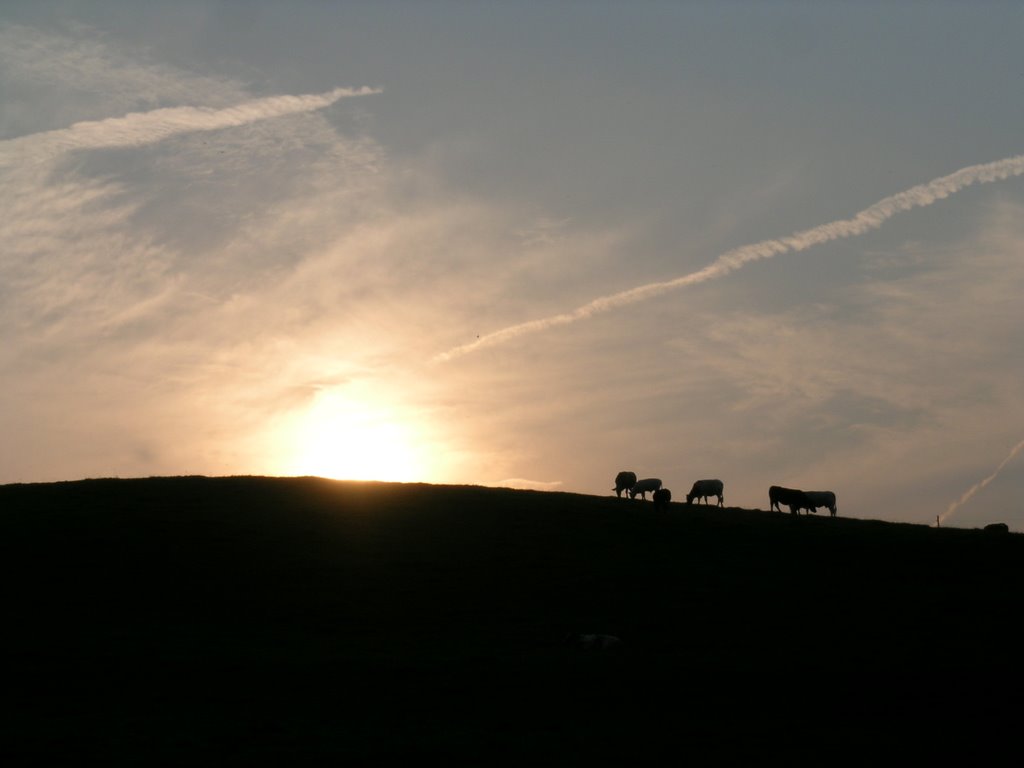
[653,487,672,512]
[983,523,1009,535]
[769,485,814,515]
[613,471,638,498]
[686,479,724,507]
[629,478,662,500]
[804,491,837,518]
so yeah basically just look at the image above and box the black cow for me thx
[983,523,1009,535]
[653,487,672,513]
[769,485,814,515]
[613,471,638,498]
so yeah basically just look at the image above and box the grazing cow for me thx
[564,633,623,652]
[628,478,662,500]
[686,479,724,507]
[613,471,638,498]
[984,523,1010,534]
[653,487,672,512]
[804,491,838,518]
[769,485,814,515]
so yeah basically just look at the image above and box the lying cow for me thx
[686,479,724,507]
[984,523,1009,535]
[653,487,672,512]
[629,478,663,500]
[804,490,837,518]
[613,470,638,498]
[769,485,814,515]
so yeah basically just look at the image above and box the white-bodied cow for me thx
[628,478,662,500]
[804,491,837,518]
[686,479,724,507]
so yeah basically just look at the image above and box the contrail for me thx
[0,86,381,165]
[435,153,1024,362]
[940,438,1024,526]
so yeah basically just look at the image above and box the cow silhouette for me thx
[613,471,637,498]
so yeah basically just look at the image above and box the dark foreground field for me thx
[3,476,1023,763]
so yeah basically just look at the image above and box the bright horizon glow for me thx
[273,389,434,483]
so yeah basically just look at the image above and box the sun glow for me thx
[275,388,435,482]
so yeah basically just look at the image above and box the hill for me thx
[3,476,1022,763]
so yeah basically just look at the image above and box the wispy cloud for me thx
[0,86,380,165]
[0,25,393,482]
[0,22,246,123]
[941,439,1024,526]
[435,154,1024,362]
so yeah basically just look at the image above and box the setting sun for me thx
[274,388,433,482]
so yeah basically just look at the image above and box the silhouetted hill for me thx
[3,476,1022,763]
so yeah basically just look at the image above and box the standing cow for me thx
[769,485,814,515]
[613,471,638,498]
[629,478,663,500]
[686,479,724,507]
[804,491,837,518]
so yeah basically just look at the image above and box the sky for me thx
[2,1,1023,529]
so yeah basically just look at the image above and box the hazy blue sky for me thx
[3,2,1023,529]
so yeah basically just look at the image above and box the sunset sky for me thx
[2,2,1023,529]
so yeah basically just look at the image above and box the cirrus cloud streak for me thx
[436,153,1024,362]
[941,439,1024,526]
[0,86,380,165]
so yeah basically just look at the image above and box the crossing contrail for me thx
[0,86,381,165]
[435,153,1024,362]
[940,438,1024,526]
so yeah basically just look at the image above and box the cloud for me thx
[1,23,584,487]
[0,26,396,482]
[435,153,1024,362]
[941,439,1024,526]
[0,30,384,354]
[0,86,381,165]
[0,22,247,128]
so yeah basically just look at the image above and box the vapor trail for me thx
[436,153,1024,362]
[940,438,1024,526]
[0,86,381,165]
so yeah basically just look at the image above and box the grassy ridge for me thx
[3,476,1022,762]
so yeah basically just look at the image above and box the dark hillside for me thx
[3,476,1022,763]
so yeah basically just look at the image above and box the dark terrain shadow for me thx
[3,477,1021,763]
